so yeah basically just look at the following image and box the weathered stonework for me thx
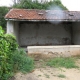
[28,45,80,60]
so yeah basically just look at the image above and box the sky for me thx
[0,0,80,11]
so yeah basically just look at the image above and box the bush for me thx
[5,34,18,51]
[0,26,34,80]
[0,26,18,80]
[12,49,34,73]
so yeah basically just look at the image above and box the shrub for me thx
[0,26,18,80]
[12,49,34,73]
[5,34,18,51]
[0,26,34,80]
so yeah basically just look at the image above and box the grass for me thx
[38,75,42,77]
[12,49,34,73]
[44,74,50,78]
[57,74,66,78]
[46,57,78,68]
[35,59,46,68]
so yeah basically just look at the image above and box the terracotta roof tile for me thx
[5,9,80,21]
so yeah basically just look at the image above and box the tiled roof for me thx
[5,9,80,21]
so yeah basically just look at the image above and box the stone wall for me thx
[19,22,71,46]
[73,22,80,45]
[28,45,80,60]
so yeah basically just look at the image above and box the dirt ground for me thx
[13,59,80,80]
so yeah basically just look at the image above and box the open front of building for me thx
[19,21,72,46]
[6,21,80,47]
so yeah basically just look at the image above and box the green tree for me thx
[0,7,9,30]
[13,0,67,10]
[48,0,67,10]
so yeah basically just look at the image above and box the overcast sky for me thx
[0,0,80,11]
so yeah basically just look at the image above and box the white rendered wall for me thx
[14,22,19,43]
[6,21,19,43]
[7,21,14,34]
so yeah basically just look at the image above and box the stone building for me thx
[5,9,80,57]
[5,9,80,47]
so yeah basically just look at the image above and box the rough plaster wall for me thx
[7,21,14,34]
[14,22,19,43]
[7,21,19,43]
[73,22,80,45]
[19,22,71,46]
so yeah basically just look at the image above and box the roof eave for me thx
[5,18,80,22]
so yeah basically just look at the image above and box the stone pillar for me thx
[73,22,80,45]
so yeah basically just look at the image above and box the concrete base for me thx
[27,45,80,60]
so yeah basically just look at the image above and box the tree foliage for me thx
[13,0,67,10]
[0,7,9,30]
